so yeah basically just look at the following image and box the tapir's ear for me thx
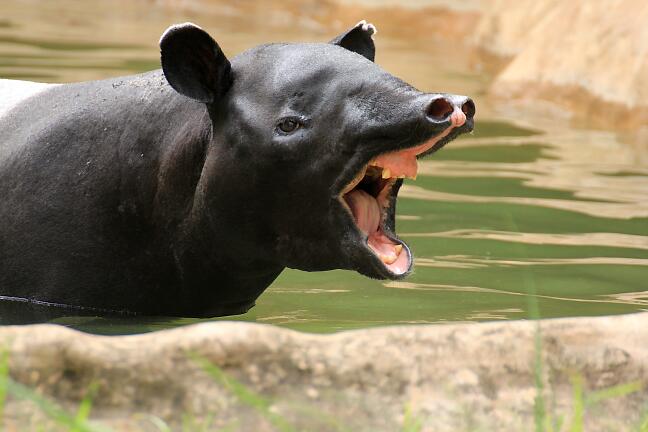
[160,23,232,103]
[329,20,377,62]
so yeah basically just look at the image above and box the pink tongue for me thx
[344,189,380,235]
[344,189,408,274]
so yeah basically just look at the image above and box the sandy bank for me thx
[2,313,647,430]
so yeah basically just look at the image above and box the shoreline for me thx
[3,312,647,430]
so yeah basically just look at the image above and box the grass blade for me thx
[6,378,109,432]
[189,352,296,432]
[0,347,8,424]
[568,374,584,432]
[72,381,99,431]
[586,381,643,406]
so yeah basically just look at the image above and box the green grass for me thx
[402,403,424,432]
[0,378,107,431]
[190,352,297,432]
[538,374,642,432]
[0,348,8,424]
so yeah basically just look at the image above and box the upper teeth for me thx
[341,160,417,197]
[369,160,417,180]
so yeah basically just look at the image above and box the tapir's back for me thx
[0,71,210,315]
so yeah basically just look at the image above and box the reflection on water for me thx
[1,0,647,334]
[403,230,648,250]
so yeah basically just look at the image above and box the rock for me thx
[2,313,648,431]
[472,0,648,128]
[336,0,648,129]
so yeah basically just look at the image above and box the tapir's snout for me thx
[425,94,475,129]
[336,86,476,279]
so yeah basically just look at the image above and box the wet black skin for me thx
[0,22,474,319]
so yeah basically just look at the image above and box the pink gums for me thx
[370,107,466,178]
[344,107,466,275]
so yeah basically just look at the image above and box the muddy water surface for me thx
[2,0,647,333]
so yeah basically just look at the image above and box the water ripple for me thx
[402,230,648,250]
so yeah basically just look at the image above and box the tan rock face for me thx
[2,313,648,431]
[473,0,648,128]
[346,0,648,128]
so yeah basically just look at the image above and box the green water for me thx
[2,1,647,334]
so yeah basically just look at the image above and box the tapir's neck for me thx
[155,103,284,312]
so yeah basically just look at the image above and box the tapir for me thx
[0,21,474,318]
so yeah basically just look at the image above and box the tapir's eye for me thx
[276,118,301,134]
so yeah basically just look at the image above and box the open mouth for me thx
[338,117,466,277]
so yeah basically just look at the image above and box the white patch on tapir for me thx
[0,79,57,120]
[159,22,203,45]
[354,19,377,39]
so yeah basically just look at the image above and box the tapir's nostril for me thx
[461,99,476,119]
[426,97,454,121]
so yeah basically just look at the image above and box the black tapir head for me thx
[159,21,475,281]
